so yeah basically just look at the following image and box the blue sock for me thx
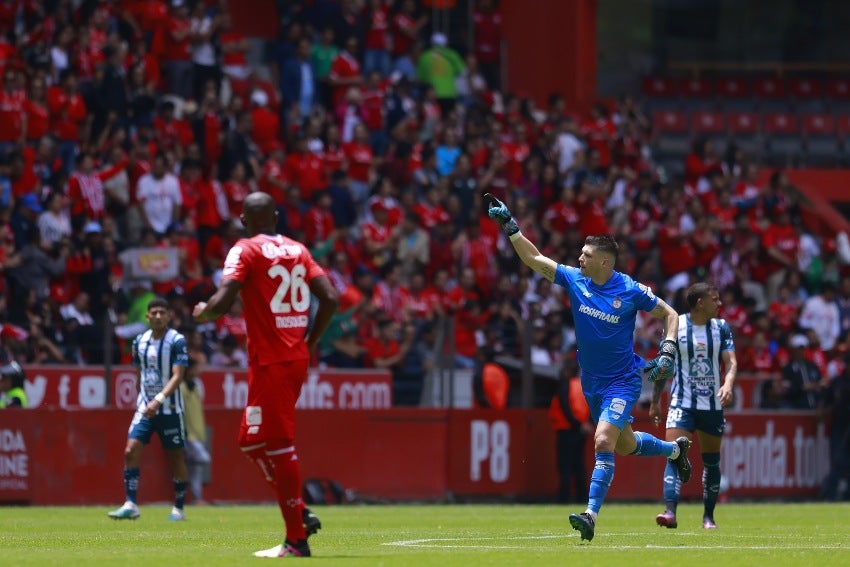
[702,452,721,518]
[663,459,680,512]
[587,452,615,514]
[174,480,188,510]
[630,431,677,457]
[124,467,140,504]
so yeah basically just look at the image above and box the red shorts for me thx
[238,358,309,446]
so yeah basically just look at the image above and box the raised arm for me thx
[484,193,558,282]
[649,297,679,342]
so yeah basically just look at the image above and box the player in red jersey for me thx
[193,192,338,558]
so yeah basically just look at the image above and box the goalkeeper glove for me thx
[483,193,520,237]
[646,339,678,383]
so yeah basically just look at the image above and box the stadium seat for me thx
[752,77,790,112]
[690,110,726,154]
[838,115,850,165]
[826,77,850,113]
[715,76,755,112]
[652,110,691,161]
[801,113,839,167]
[788,77,825,113]
[726,111,762,157]
[679,77,715,111]
[763,112,802,167]
[642,76,679,114]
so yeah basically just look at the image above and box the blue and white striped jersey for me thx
[670,314,735,411]
[132,328,189,415]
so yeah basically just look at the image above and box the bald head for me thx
[241,192,277,235]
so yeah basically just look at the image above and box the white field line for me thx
[383,534,849,551]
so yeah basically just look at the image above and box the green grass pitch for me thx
[1,503,849,566]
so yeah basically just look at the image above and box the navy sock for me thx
[702,452,721,518]
[587,452,615,514]
[124,467,140,504]
[174,480,188,510]
[631,431,677,457]
[663,459,680,513]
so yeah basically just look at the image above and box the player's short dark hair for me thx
[584,234,619,261]
[686,282,717,308]
[147,296,169,311]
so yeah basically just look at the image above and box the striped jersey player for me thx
[108,297,190,522]
[650,282,738,531]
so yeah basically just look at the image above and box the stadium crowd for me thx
[0,0,849,413]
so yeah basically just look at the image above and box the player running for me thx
[650,282,737,529]
[108,297,190,521]
[485,193,691,542]
[193,191,338,558]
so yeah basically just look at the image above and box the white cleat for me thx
[167,507,185,521]
[253,544,283,558]
[108,501,140,520]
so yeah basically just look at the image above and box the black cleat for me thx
[671,436,692,483]
[303,507,322,537]
[569,512,596,542]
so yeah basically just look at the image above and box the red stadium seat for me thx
[716,77,750,98]
[752,77,786,99]
[652,110,688,133]
[726,112,760,134]
[837,115,850,136]
[788,78,823,99]
[642,76,677,98]
[679,77,713,98]
[690,111,725,134]
[762,112,799,135]
[826,78,850,100]
[801,113,836,136]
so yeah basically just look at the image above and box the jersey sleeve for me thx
[221,240,249,282]
[553,264,578,290]
[718,319,735,351]
[131,335,142,368]
[171,334,190,367]
[632,279,659,312]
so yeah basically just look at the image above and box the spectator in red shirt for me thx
[153,100,194,155]
[284,134,328,202]
[328,36,362,108]
[250,89,281,157]
[47,70,88,172]
[760,207,799,301]
[24,76,48,144]
[164,0,192,98]
[391,0,428,74]
[302,190,336,249]
[363,317,413,377]
[363,0,391,77]
[472,0,503,88]
[343,123,376,206]
[0,67,26,150]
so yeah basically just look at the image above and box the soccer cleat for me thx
[671,436,692,483]
[703,516,718,529]
[253,540,311,558]
[656,510,678,529]
[167,507,185,521]
[568,512,596,542]
[303,507,321,537]
[108,502,140,520]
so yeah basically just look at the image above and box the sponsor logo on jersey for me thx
[578,303,620,324]
[582,290,593,298]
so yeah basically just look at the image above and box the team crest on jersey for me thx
[612,297,622,309]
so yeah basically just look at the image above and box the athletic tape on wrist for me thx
[508,230,523,241]
[155,393,166,404]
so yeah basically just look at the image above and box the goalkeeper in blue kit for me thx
[485,194,692,542]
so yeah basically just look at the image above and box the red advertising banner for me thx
[0,408,828,505]
[22,366,392,410]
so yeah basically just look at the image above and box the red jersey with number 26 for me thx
[222,233,326,366]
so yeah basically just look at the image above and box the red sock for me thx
[267,442,306,543]
[240,444,277,490]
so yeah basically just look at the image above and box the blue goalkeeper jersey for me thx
[554,265,658,382]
